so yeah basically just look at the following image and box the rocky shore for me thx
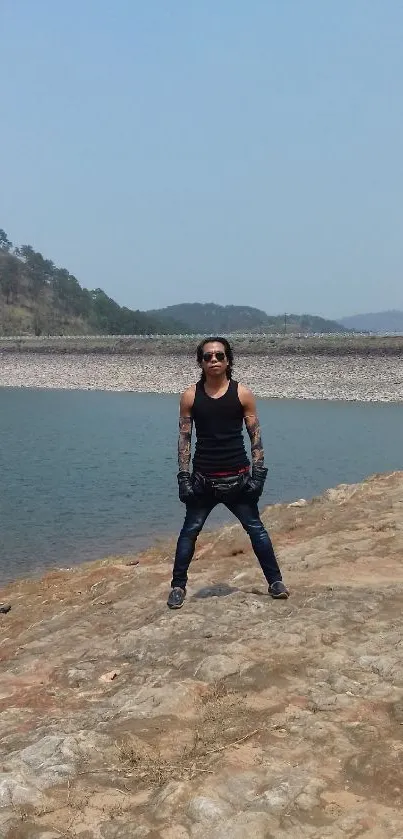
[1,351,403,400]
[1,471,403,838]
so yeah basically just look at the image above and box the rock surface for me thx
[1,471,403,837]
[0,351,402,400]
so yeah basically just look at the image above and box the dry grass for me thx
[118,680,260,787]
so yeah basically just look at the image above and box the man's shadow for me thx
[192,583,268,599]
[192,583,239,599]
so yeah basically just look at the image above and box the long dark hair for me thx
[196,336,234,382]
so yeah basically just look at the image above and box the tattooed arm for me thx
[239,384,267,498]
[239,385,264,466]
[177,387,196,503]
[178,386,195,472]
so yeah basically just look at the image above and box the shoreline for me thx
[1,351,402,401]
[1,466,401,588]
[1,382,403,404]
[0,470,391,593]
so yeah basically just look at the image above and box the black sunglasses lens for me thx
[202,351,225,362]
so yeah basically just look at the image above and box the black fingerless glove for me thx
[246,464,268,499]
[177,471,195,503]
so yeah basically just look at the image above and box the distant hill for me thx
[148,303,349,334]
[339,310,403,334]
[0,228,185,336]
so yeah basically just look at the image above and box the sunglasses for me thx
[202,351,226,362]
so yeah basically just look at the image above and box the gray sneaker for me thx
[167,587,186,609]
[268,581,289,599]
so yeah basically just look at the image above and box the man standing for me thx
[167,337,289,609]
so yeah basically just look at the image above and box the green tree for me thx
[77,286,93,319]
[0,229,13,253]
[16,245,55,298]
[0,255,20,303]
[90,289,123,333]
[0,227,13,253]
[51,268,73,309]
[52,269,94,319]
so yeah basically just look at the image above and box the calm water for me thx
[1,388,402,583]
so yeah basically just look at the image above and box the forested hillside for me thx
[0,229,183,336]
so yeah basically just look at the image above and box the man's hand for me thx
[246,464,268,499]
[177,471,195,503]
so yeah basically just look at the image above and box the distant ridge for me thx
[0,227,186,336]
[339,310,403,333]
[147,302,349,334]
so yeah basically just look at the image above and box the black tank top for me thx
[192,379,249,474]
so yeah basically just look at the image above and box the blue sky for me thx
[1,1,402,318]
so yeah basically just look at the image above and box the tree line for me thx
[0,228,178,335]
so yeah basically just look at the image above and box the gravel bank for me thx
[2,334,403,355]
[1,352,403,401]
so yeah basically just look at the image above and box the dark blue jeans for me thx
[171,495,282,589]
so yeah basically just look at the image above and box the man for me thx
[167,336,289,609]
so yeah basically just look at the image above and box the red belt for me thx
[207,466,250,477]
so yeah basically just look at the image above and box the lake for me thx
[1,388,402,583]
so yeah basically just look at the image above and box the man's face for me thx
[200,341,229,377]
